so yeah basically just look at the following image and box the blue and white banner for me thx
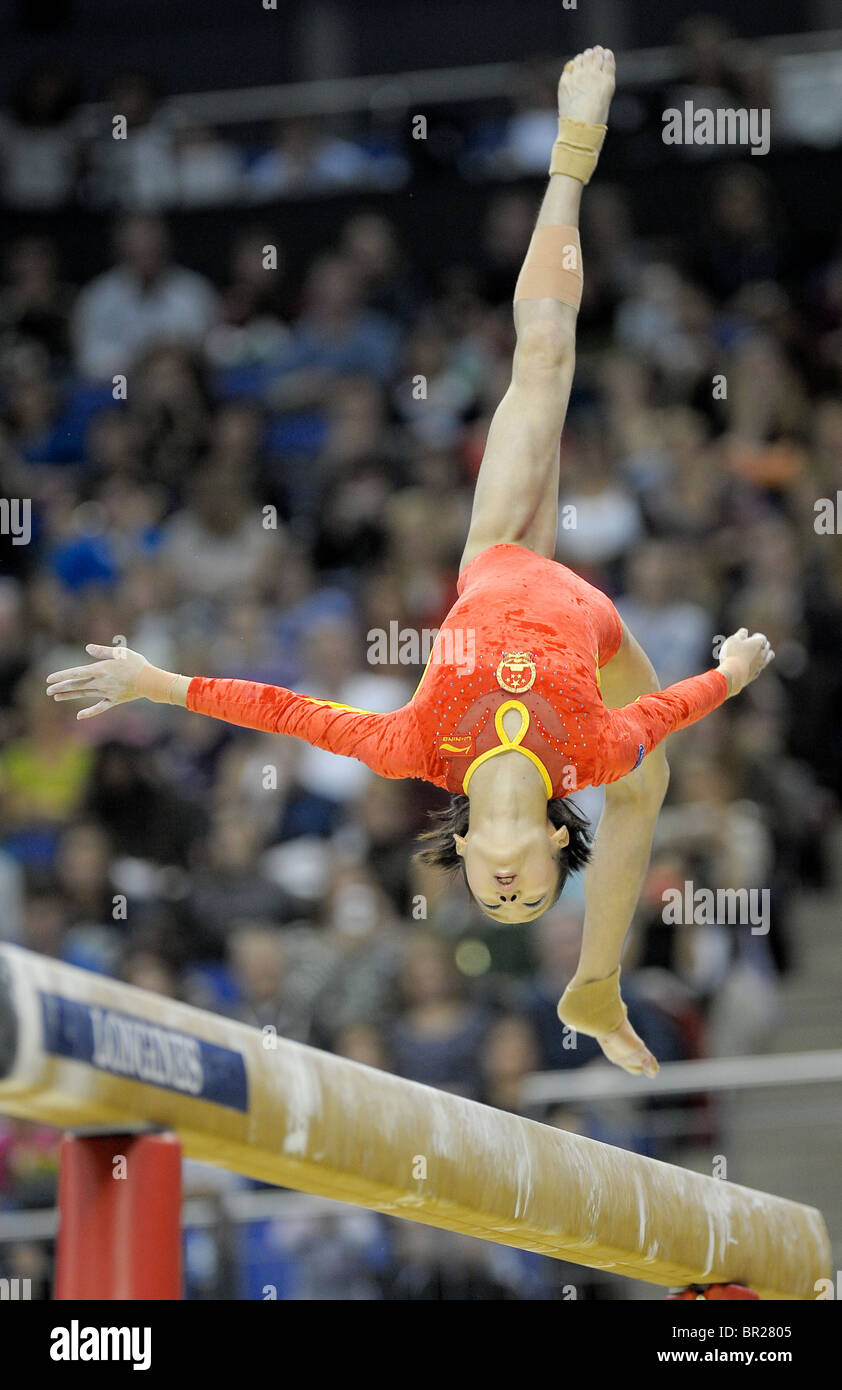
[39,992,249,1111]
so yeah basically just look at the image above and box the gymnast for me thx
[46,48,774,1077]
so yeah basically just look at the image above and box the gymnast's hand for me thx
[596,1017,659,1078]
[46,644,181,719]
[717,628,774,697]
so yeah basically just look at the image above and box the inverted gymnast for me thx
[46,49,774,1076]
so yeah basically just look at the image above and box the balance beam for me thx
[0,944,830,1299]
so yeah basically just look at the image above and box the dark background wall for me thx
[2,0,839,100]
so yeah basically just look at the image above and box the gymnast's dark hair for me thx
[415,794,592,910]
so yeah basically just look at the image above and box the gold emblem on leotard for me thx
[496,652,537,693]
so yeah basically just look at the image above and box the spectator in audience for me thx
[392,313,483,449]
[185,812,299,953]
[696,166,784,298]
[174,123,243,208]
[269,253,400,408]
[0,238,74,369]
[339,212,425,324]
[54,821,115,928]
[478,192,535,307]
[0,674,92,852]
[131,343,212,487]
[206,230,290,368]
[556,421,643,574]
[119,942,182,997]
[0,580,29,716]
[496,57,561,176]
[159,460,284,600]
[88,70,179,211]
[387,934,491,1098]
[312,863,405,1041]
[0,62,82,209]
[83,741,205,865]
[226,919,332,1042]
[480,1013,542,1111]
[248,118,376,199]
[616,540,711,686]
[72,215,218,380]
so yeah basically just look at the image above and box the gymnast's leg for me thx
[459,47,616,573]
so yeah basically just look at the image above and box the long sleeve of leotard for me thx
[186,676,426,781]
[596,668,729,782]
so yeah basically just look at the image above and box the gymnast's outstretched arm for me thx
[45,645,426,781]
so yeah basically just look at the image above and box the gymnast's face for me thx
[454,821,569,924]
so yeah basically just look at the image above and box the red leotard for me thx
[186,545,728,796]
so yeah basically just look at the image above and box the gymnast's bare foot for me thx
[557,45,616,127]
[598,1017,659,1078]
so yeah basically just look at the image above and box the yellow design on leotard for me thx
[298,696,374,715]
[411,642,437,700]
[462,700,553,799]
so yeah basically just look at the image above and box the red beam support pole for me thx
[55,1132,182,1300]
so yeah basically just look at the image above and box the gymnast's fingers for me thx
[76,700,113,720]
[86,643,123,660]
[46,675,97,695]
[46,663,103,686]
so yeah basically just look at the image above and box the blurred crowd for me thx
[0,64,408,211]
[1,21,842,1298]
